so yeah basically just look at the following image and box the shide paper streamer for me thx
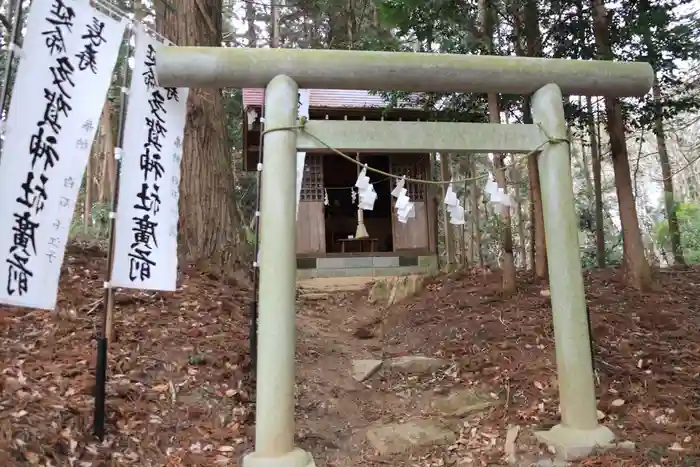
[444,181,466,225]
[354,164,378,211]
[392,176,415,224]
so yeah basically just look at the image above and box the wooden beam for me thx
[294,121,548,153]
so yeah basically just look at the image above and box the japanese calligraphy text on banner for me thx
[110,24,189,291]
[0,0,127,310]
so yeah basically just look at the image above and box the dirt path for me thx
[292,281,515,467]
[294,286,399,466]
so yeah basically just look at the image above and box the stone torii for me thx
[156,47,653,467]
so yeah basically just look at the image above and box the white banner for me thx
[0,0,127,309]
[295,89,310,218]
[110,25,189,291]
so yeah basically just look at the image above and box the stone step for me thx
[366,419,457,455]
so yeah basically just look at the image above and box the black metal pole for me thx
[0,0,25,159]
[586,306,597,375]
[93,25,133,441]
[93,337,108,438]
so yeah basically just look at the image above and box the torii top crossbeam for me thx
[155,47,653,97]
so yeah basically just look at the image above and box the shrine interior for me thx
[322,154,393,254]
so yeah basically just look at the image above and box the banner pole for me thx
[93,22,135,441]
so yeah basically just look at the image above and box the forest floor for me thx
[1,245,699,466]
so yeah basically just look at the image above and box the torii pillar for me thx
[156,47,653,465]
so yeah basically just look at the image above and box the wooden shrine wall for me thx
[390,155,432,252]
[296,155,326,254]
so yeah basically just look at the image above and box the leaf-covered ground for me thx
[371,267,700,466]
[1,245,699,466]
[0,245,254,466]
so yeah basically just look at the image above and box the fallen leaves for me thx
[0,245,254,466]
[379,266,700,466]
[10,410,27,419]
[3,245,700,467]
[151,383,170,393]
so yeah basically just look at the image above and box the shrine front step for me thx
[296,255,438,280]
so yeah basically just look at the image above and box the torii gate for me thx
[156,48,653,466]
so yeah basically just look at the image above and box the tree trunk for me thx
[481,0,516,291]
[270,0,280,48]
[461,177,468,267]
[440,153,457,271]
[586,97,606,268]
[245,0,257,47]
[482,194,491,264]
[158,0,240,272]
[346,0,356,46]
[577,98,594,208]
[653,78,684,266]
[97,101,115,205]
[527,176,535,269]
[84,150,93,233]
[513,165,527,267]
[492,151,516,291]
[592,0,652,290]
[470,157,483,267]
[526,113,547,278]
[521,0,548,279]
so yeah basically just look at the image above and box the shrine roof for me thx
[242,88,423,110]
